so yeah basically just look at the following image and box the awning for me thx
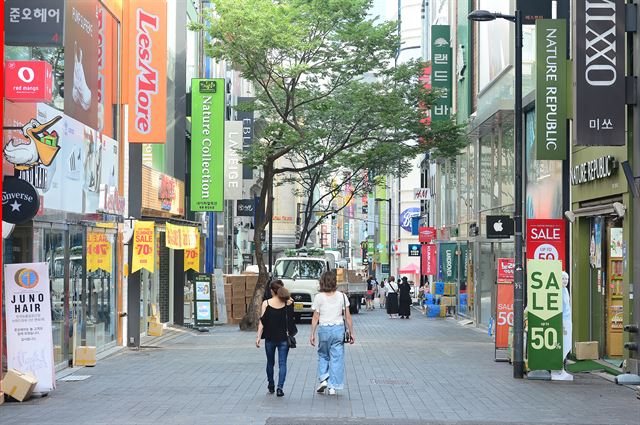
[398,263,420,274]
[565,201,626,222]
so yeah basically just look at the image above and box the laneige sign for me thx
[571,156,617,185]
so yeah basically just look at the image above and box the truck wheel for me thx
[349,295,359,314]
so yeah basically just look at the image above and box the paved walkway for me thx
[2,306,639,425]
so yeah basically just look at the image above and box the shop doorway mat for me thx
[566,360,621,376]
[58,375,91,382]
[603,357,623,368]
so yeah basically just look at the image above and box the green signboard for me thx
[535,19,567,160]
[438,243,457,281]
[191,78,225,211]
[527,259,563,370]
[459,244,468,281]
[431,25,452,122]
[194,273,214,327]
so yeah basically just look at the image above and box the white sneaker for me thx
[327,388,336,395]
[316,380,327,393]
[72,42,92,111]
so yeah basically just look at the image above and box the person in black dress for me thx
[256,279,297,397]
[386,276,399,318]
[398,276,412,319]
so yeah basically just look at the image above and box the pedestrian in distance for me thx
[366,276,375,310]
[386,276,399,318]
[398,276,412,319]
[378,280,387,309]
[256,279,298,397]
[421,283,431,315]
[310,270,355,396]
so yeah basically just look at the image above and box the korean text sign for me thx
[132,221,155,273]
[430,25,452,121]
[527,259,564,371]
[4,262,55,393]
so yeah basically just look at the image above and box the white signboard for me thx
[4,262,55,393]
[224,121,243,201]
[413,188,431,200]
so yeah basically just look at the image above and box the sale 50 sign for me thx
[526,219,566,270]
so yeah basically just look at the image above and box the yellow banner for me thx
[87,231,113,273]
[165,223,198,250]
[132,221,155,273]
[184,230,200,272]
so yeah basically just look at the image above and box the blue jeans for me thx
[265,339,289,389]
[317,324,345,390]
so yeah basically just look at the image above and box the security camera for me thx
[564,211,575,223]
[612,202,626,218]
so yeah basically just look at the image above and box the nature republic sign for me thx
[527,259,563,371]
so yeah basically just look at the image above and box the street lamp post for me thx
[375,198,392,278]
[468,9,525,379]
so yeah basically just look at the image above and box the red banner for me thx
[526,219,566,270]
[497,258,514,283]
[418,226,436,243]
[5,60,53,102]
[422,243,437,276]
[495,283,514,349]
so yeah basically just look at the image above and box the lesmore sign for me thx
[575,0,624,146]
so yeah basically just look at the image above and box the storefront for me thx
[569,149,630,360]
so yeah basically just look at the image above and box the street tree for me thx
[194,0,466,330]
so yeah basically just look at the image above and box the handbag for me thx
[284,303,296,348]
[341,293,351,344]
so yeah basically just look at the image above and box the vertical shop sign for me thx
[132,221,155,273]
[430,25,452,121]
[526,219,566,270]
[4,262,55,392]
[422,243,437,276]
[64,0,99,130]
[495,283,514,350]
[535,19,567,160]
[191,78,225,212]
[575,0,625,146]
[87,230,113,273]
[224,121,243,201]
[184,230,200,272]
[497,258,515,283]
[194,273,214,326]
[527,259,564,370]
[460,244,468,281]
[128,0,167,143]
[5,0,64,46]
[237,97,254,180]
[438,243,458,281]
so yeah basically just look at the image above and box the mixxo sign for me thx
[575,0,625,146]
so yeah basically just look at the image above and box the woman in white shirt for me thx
[309,270,355,395]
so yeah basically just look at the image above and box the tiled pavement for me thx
[1,306,639,425]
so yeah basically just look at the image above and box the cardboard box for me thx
[444,283,456,296]
[148,321,164,337]
[575,341,599,360]
[2,369,37,402]
[245,274,259,290]
[232,304,246,319]
[147,314,160,324]
[441,296,456,307]
[75,346,97,367]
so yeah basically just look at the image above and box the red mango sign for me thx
[418,226,436,243]
[5,60,52,102]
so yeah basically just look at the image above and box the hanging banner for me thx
[497,258,515,283]
[191,78,225,211]
[526,219,566,270]
[132,221,155,273]
[495,283,514,350]
[165,222,197,250]
[127,0,168,143]
[224,121,243,201]
[438,243,458,281]
[86,231,113,273]
[4,262,55,393]
[237,97,255,179]
[422,243,437,276]
[430,25,452,121]
[575,0,624,146]
[535,19,567,160]
[460,244,469,282]
[184,230,200,272]
[527,259,564,371]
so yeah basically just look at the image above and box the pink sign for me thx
[5,60,53,102]
[422,244,437,276]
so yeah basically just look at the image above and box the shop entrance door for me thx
[605,219,624,358]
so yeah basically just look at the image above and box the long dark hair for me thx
[318,270,337,292]
[270,279,290,302]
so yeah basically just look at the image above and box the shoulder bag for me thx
[284,304,296,348]
[341,293,351,344]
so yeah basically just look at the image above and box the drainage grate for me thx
[59,375,91,382]
[370,378,411,386]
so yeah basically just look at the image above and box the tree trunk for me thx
[239,166,273,330]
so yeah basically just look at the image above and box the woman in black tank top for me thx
[256,279,297,397]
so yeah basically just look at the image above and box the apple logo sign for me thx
[494,220,503,232]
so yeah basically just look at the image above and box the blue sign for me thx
[408,244,421,257]
[411,216,420,235]
[400,207,420,233]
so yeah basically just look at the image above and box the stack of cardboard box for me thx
[147,303,163,337]
[224,274,260,324]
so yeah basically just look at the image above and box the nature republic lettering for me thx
[570,156,616,185]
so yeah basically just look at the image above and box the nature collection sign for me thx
[132,221,155,273]
[527,259,564,371]
[191,78,225,212]
[438,243,457,281]
[535,19,567,160]
[4,262,55,393]
[430,25,452,121]
[87,231,113,273]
